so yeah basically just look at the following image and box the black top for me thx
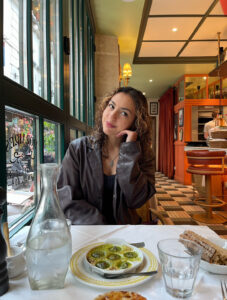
[102,174,116,224]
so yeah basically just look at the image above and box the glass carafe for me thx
[26,163,72,290]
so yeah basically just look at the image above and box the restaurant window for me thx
[69,129,84,141]
[32,0,47,99]
[77,130,85,138]
[70,129,77,141]
[50,0,61,107]
[79,0,85,122]
[86,21,94,127]
[69,0,79,118]
[43,120,61,164]
[3,0,28,87]
[5,107,37,226]
[1,0,95,236]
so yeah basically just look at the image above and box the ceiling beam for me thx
[133,0,153,63]
[134,56,217,64]
[176,0,220,57]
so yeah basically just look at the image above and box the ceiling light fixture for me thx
[172,28,178,32]
[149,79,153,82]
[143,92,146,95]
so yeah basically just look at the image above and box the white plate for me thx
[200,238,227,274]
[70,242,158,289]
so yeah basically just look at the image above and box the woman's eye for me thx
[109,103,114,109]
[121,111,128,117]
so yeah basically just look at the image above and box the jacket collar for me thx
[87,140,104,193]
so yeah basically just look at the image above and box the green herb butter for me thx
[87,243,141,271]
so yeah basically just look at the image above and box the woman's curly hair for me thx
[91,86,152,154]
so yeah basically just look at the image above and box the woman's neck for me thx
[106,135,121,151]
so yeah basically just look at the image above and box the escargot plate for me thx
[84,238,144,275]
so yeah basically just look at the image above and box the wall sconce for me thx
[119,63,132,87]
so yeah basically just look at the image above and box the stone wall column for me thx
[95,34,119,111]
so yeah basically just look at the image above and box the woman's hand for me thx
[116,130,138,142]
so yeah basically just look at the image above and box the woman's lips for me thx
[106,121,116,128]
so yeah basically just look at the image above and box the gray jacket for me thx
[57,136,156,224]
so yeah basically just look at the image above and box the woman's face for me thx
[102,92,136,136]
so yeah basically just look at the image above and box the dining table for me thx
[2,224,227,300]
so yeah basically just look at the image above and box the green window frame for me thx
[0,0,95,237]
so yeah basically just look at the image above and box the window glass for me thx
[43,120,60,163]
[70,129,77,141]
[77,130,84,138]
[3,0,27,87]
[185,76,207,99]
[79,0,84,122]
[5,107,37,225]
[178,79,184,101]
[50,0,60,107]
[69,0,79,117]
[222,78,227,99]
[208,77,220,99]
[32,0,47,99]
[69,1,74,117]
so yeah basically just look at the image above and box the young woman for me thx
[57,87,156,224]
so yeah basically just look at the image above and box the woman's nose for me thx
[109,110,118,121]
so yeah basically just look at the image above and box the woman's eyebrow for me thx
[121,107,132,113]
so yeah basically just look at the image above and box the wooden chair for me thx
[136,195,158,223]
[186,150,226,224]
[149,208,173,225]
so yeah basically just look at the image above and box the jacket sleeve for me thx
[57,142,106,225]
[116,141,156,209]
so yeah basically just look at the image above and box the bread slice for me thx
[180,230,227,265]
[94,291,147,300]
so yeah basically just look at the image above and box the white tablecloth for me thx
[2,225,227,300]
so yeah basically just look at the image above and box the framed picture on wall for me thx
[174,113,178,140]
[150,102,158,115]
[179,108,184,126]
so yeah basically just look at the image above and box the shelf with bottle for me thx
[174,74,227,103]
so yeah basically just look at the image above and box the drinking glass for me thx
[157,238,202,298]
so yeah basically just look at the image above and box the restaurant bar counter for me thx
[2,225,226,300]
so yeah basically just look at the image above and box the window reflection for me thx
[70,129,77,141]
[43,120,60,163]
[3,0,27,87]
[32,0,47,99]
[69,0,79,117]
[222,78,227,99]
[185,77,207,99]
[5,108,37,224]
[50,0,60,107]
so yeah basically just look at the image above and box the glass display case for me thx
[176,75,227,102]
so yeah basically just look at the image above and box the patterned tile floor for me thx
[155,172,227,238]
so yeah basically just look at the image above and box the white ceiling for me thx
[91,0,227,98]
[138,0,227,61]
[149,0,215,15]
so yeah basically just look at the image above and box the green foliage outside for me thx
[44,121,55,154]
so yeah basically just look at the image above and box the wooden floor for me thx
[155,172,227,238]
